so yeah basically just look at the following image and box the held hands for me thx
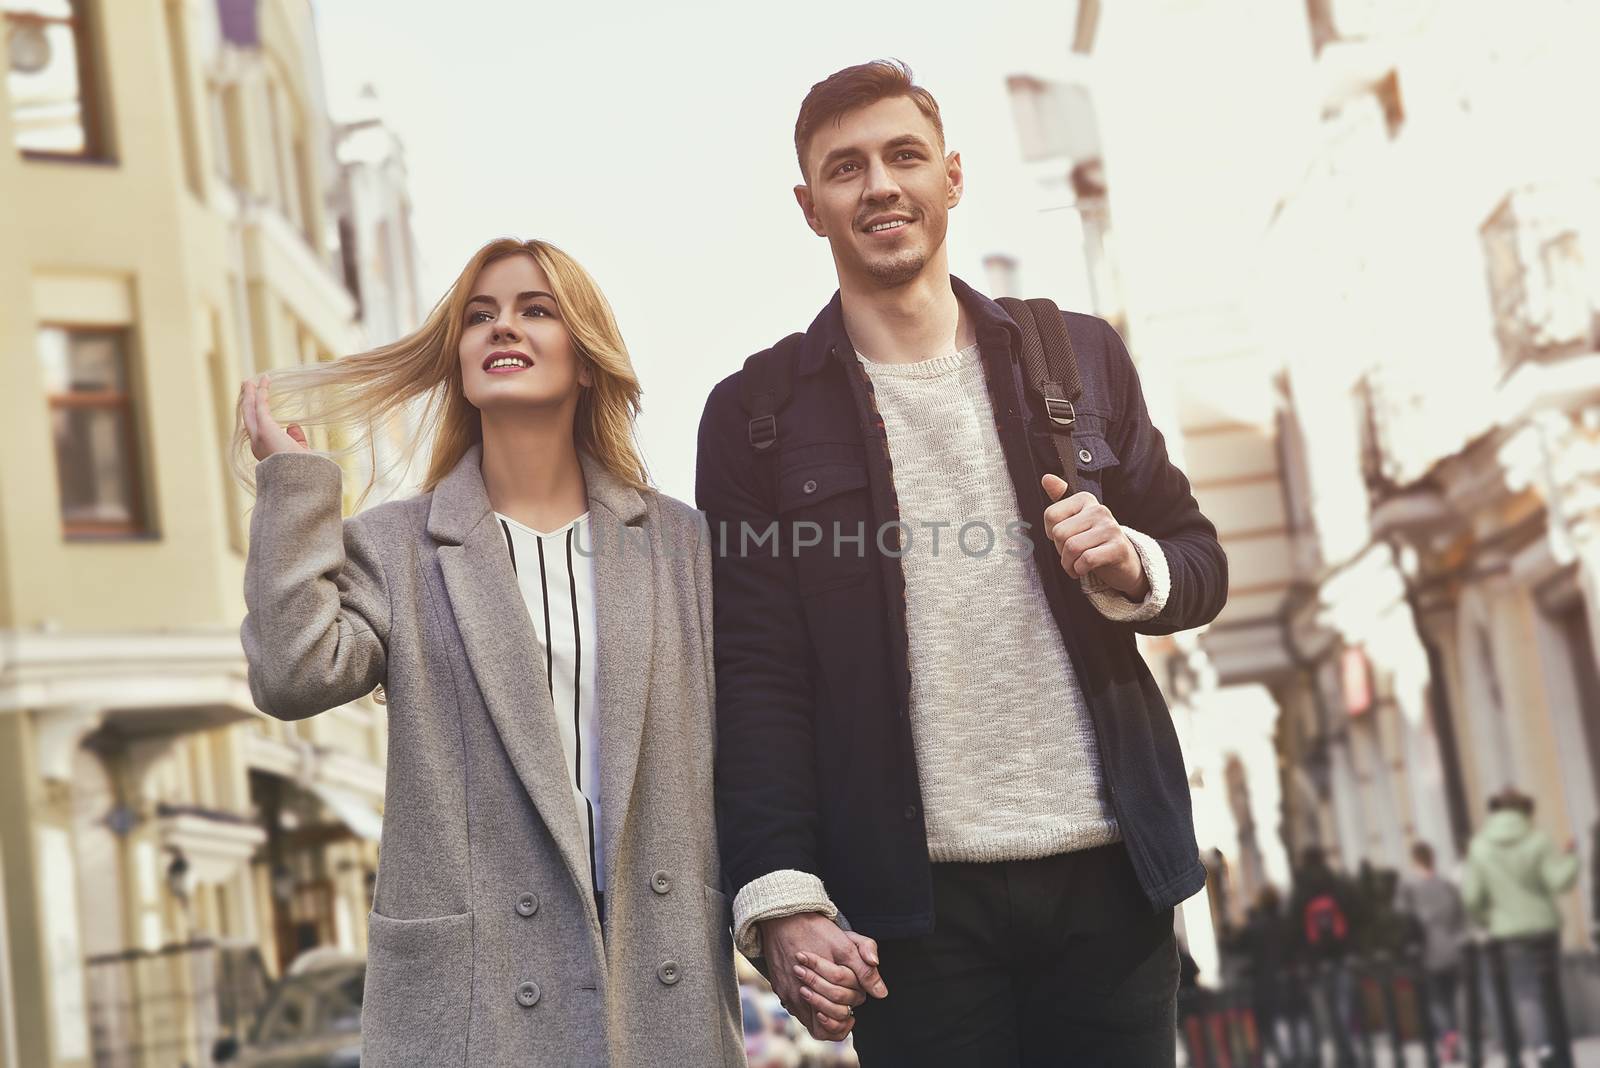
[240,374,309,461]
[757,912,887,1041]
[1041,473,1148,600]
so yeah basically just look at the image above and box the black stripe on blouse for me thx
[535,537,554,699]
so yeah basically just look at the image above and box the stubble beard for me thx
[862,246,929,288]
[855,203,944,288]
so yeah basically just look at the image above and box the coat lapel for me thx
[428,445,655,924]
[430,445,595,922]
[578,451,655,895]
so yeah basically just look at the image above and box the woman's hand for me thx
[241,374,309,460]
[759,914,886,1041]
[792,941,879,1035]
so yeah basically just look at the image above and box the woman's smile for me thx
[483,349,535,373]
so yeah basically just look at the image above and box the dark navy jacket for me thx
[695,277,1228,939]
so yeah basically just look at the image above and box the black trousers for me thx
[851,843,1178,1067]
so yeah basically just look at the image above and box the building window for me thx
[1481,185,1598,371]
[209,78,246,184]
[337,215,363,315]
[1004,75,1101,165]
[162,0,202,196]
[4,0,107,158]
[292,135,316,245]
[205,313,246,554]
[207,79,230,181]
[39,326,150,537]
[266,79,296,221]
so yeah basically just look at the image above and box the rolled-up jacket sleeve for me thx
[1082,526,1172,623]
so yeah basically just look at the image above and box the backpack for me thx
[1303,893,1350,947]
[737,297,1085,491]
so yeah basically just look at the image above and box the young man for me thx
[1463,788,1580,1067]
[696,61,1228,1065]
[1289,847,1360,1068]
[1398,841,1466,1060]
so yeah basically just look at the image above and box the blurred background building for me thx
[997,0,1600,986]
[0,0,421,1064]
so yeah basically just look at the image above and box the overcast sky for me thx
[312,0,1095,500]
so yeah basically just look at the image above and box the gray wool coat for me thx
[240,444,743,1067]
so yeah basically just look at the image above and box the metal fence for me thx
[84,940,273,1068]
[1179,942,1600,1068]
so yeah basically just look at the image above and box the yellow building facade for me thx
[0,2,415,1064]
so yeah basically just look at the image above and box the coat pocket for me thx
[775,452,874,596]
[361,910,473,1066]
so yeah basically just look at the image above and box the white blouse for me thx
[495,511,604,894]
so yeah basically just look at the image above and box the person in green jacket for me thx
[1462,787,1579,1066]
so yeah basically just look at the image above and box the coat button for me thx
[1078,448,1093,464]
[802,479,819,495]
[903,804,919,821]
[657,960,681,986]
[371,684,387,705]
[516,980,541,1007]
[651,870,672,895]
[516,891,539,917]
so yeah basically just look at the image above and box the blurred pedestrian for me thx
[1290,847,1360,1067]
[1398,841,1466,1062]
[1176,941,1208,1068]
[1179,942,1202,992]
[1240,886,1293,1065]
[1590,820,1600,947]
[1356,861,1408,957]
[1462,787,1579,1068]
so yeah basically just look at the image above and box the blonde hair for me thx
[231,238,648,505]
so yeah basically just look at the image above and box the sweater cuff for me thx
[732,870,838,958]
[1082,526,1170,623]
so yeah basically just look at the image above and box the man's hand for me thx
[1041,473,1147,599]
[758,912,887,1041]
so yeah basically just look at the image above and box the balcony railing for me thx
[85,939,272,1068]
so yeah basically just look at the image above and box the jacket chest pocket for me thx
[1069,432,1119,502]
[775,455,874,596]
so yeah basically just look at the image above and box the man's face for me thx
[795,95,962,289]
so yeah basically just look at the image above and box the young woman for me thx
[236,238,743,1065]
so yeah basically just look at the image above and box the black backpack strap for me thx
[738,332,805,452]
[997,296,1082,487]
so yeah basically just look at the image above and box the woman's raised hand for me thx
[241,374,309,460]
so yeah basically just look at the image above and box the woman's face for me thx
[457,253,591,416]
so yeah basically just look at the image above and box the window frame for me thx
[39,322,152,539]
[7,0,114,163]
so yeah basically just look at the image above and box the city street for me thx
[4,0,1599,1065]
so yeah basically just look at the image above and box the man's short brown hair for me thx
[794,59,945,180]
